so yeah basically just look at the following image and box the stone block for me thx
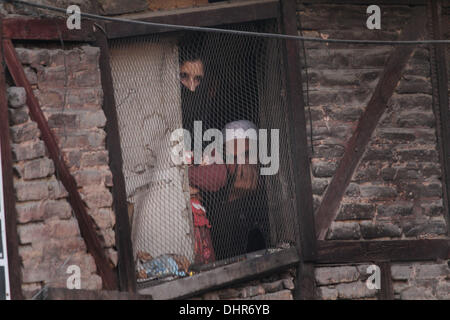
[336,203,375,221]
[23,158,55,180]
[10,122,40,143]
[360,221,402,239]
[315,266,360,285]
[327,222,361,240]
[7,87,27,108]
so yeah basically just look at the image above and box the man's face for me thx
[180,60,204,92]
[225,138,251,174]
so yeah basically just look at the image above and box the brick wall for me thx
[298,3,448,240]
[191,270,295,300]
[7,45,116,298]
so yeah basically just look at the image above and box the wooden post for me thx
[429,0,450,234]
[94,24,137,293]
[279,0,317,299]
[0,16,24,300]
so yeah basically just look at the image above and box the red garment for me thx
[191,198,215,265]
[188,164,228,192]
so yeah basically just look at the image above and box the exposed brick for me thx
[7,87,27,108]
[404,219,447,237]
[74,169,104,187]
[397,112,436,128]
[8,106,29,125]
[22,158,55,180]
[317,286,338,300]
[10,122,40,143]
[360,221,402,239]
[18,223,46,244]
[44,200,73,220]
[360,184,397,200]
[336,203,375,221]
[335,281,377,299]
[24,66,38,85]
[391,265,413,280]
[78,111,107,129]
[15,48,50,66]
[16,201,45,223]
[81,187,113,209]
[240,285,265,298]
[377,202,414,218]
[311,177,329,195]
[47,113,78,129]
[344,183,360,197]
[315,266,359,285]
[421,200,444,217]
[249,290,293,300]
[327,222,361,240]
[312,160,338,177]
[400,286,436,300]
[415,263,449,280]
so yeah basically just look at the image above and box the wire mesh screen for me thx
[109,21,299,284]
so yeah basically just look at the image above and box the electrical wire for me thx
[3,0,450,45]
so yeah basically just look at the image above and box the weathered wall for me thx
[191,270,295,300]
[315,260,450,300]
[7,45,116,298]
[297,3,448,240]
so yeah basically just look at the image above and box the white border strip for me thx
[0,139,11,300]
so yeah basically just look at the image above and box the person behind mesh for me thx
[188,120,269,262]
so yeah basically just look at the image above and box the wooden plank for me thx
[2,39,117,291]
[314,8,428,240]
[280,0,317,301]
[294,263,316,300]
[106,0,279,39]
[316,240,450,264]
[378,261,394,300]
[138,247,300,299]
[94,24,137,293]
[3,18,95,41]
[41,288,151,300]
[0,19,23,300]
[279,0,316,262]
[429,0,450,235]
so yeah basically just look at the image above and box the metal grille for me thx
[109,21,299,284]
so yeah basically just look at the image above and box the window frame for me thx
[99,0,316,298]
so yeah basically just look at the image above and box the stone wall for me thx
[191,270,295,300]
[7,45,116,298]
[297,3,448,240]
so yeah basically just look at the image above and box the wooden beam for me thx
[138,247,300,300]
[94,24,137,293]
[314,8,428,240]
[316,239,450,264]
[279,0,316,262]
[40,288,151,300]
[2,39,117,290]
[378,261,394,300]
[0,18,23,300]
[3,18,95,41]
[279,0,316,300]
[105,0,279,39]
[429,0,450,235]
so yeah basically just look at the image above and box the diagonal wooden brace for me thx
[315,8,428,240]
